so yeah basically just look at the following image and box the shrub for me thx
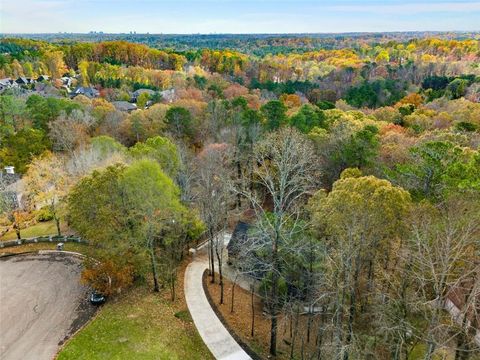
[35,206,54,222]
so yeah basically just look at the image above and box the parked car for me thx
[89,291,106,305]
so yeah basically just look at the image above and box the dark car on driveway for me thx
[90,291,106,305]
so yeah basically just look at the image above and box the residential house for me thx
[0,78,16,92]
[15,77,35,86]
[227,221,251,264]
[71,86,100,98]
[132,88,156,102]
[445,280,480,346]
[16,77,28,85]
[112,101,138,112]
[37,75,50,82]
[0,78,12,86]
[0,79,9,92]
[60,76,73,88]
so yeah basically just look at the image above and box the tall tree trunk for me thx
[306,241,314,344]
[345,259,361,360]
[455,279,476,360]
[14,221,21,240]
[55,216,61,236]
[216,246,224,304]
[424,310,439,360]
[270,287,278,356]
[149,239,160,292]
[290,304,300,360]
[335,266,346,360]
[315,306,327,360]
[251,284,255,337]
[455,331,470,360]
[236,159,242,209]
[269,230,280,356]
[209,235,215,283]
[231,275,238,313]
[307,308,313,343]
[171,271,176,301]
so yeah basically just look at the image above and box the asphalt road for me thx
[0,252,96,360]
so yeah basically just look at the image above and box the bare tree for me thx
[176,141,196,205]
[407,196,480,360]
[48,109,95,154]
[194,143,233,303]
[65,142,126,180]
[0,174,24,239]
[237,127,319,356]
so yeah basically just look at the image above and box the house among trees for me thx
[227,221,251,264]
[60,76,73,88]
[0,78,13,86]
[0,79,9,92]
[445,281,480,346]
[71,86,99,98]
[112,101,138,112]
[15,77,34,86]
[0,166,21,200]
[0,78,17,92]
[36,75,50,82]
[132,88,156,102]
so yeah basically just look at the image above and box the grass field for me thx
[0,221,57,240]
[57,269,213,360]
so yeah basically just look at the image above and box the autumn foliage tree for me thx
[309,171,411,359]
[24,151,69,236]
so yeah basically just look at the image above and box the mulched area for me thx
[204,272,323,359]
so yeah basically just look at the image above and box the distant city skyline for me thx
[1,0,480,34]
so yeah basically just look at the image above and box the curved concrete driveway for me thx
[185,255,251,360]
[0,252,96,360]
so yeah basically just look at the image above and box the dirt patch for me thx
[202,270,263,360]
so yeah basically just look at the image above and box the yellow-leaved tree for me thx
[309,169,411,359]
[24,151,69,236]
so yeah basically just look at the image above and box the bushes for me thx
[35,206,54,222]
[81,257,135,296]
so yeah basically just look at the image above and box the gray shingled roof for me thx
[112,101,138,112]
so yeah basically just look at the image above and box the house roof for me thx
[72,86,99,98]
[227,221,251,256]
[133,88,156,97]
[16,77,32,84]
[447,280,480,328]
[112,101,138,112]
[0,78,12,86]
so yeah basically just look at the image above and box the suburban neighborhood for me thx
[1,2,480,359]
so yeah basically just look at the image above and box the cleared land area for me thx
[0,252,95,360]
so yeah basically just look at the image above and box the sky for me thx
[1,0,480,34]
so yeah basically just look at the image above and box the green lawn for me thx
[57,286,213,360]
[0,221,57,240]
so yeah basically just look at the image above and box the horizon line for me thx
[2,30,480,36]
